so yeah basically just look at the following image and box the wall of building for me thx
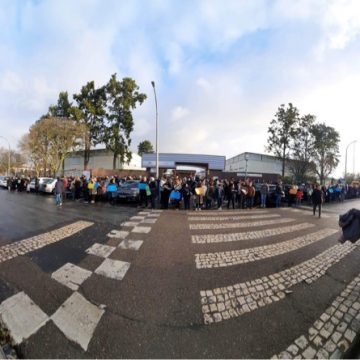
[225,152,288,177]
[64,149,145,176]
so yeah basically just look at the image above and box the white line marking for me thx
[51,263,92,291]
[192,223,315,244]
[188,214,280,221]
[190,218,294,230]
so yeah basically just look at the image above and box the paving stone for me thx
[51,291,104,351]
[337,339,350,353]
[0,292,49,344]
[302,346,316,359]
[316,348,329,359]
[294,335,308,350]
[344,329,356,343]
[286,344,299,356]
[51,263,92,291]
[331,331,342,344]
[85,243,116,258]
[324,340,337,353]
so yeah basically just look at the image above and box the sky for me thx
[0,0,360,178]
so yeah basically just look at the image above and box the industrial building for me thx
[225,152,289,182]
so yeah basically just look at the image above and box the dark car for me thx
[254,183,278,207]
[116,181,139,202]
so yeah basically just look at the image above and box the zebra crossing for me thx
[188,208,360,358]
[0,210,161,351]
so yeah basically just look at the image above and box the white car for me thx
[38,177,57,194]
[0,176,8,188]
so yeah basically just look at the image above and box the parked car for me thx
[0,176,8,188]
[38,177,57,194]
[116,181,139,202]
[254,183,277,207]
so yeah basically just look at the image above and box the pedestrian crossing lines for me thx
[188,213,280,221]
[195,228,338,269]
[0,209,162,352]
[189,217,294,230]
[200,242,357,325]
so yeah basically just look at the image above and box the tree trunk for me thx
[113,153,117,170]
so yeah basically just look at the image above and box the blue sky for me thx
[1,0,360,177]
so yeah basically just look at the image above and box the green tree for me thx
[266,103,299,178]
[288,114,316,182]
[72,82,106,170]
[137,140,154,156]
[48,91,73,118]
[103,74,147,169]
[311,123,340,184]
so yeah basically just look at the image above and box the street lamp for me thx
[151,81,159,180]
[0,135,11,176]
[244,153,249,180]
[345,140,357,181]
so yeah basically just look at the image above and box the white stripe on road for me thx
[200,242,356,325]
[0,221,94,264]
[0,292,49,344]
[190,218,294,230]
[192,223,315,244]
[188,214,281,221]
[189,210,270,216]
[195,228,338,269]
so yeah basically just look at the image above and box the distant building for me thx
[142,153,225,176]
[64,149,145,176]
[225,152,290,182]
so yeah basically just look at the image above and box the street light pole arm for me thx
[345,140,358,179]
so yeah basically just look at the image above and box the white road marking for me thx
[118,239,144,251]
[192,223,315,244]
[107,230,129,239]
[130,216,146,221]
[132,226,152,234]
[121,221,139,227]
[188,214,280,221]
[141,218,158,224]
[51,291,105,351]
[0,221,94,264]
[51,263,92,291]
[189,218,294,230]
[201,242,356,325]
[85,243,116,258]
[189,210,270,216]
[195,228,339,269]
[95,258,131,280]
[0,292,49,344]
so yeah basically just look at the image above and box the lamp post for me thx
[151,81,159,180]
[244,153,249,180]
[345,140,357,181]
[0,136,11,176]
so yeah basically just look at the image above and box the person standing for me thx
[275,181,283,208]
[55,177,64,207]
[260,182,269,208]
[312,184,324,218]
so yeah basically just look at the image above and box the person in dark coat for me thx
[312,184,324,218]
[339,208,360,243]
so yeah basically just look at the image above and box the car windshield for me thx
[43,179,54,184]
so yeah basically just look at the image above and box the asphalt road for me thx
[1,189,360,358]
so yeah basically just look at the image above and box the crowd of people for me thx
[2,174,359,211]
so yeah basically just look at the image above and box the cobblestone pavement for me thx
[200,242,357,325]
[1,192,360,358]
[192,222,315,243]
[0,221,93,264]
[273,274,360,359]
[195,228,338,269]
